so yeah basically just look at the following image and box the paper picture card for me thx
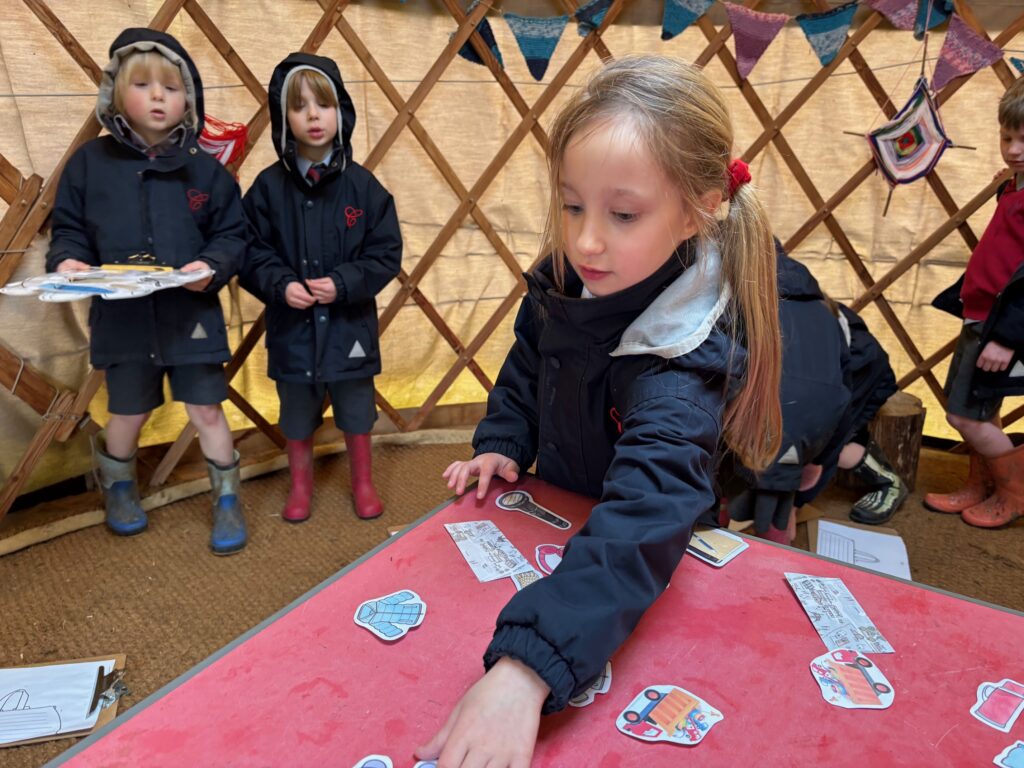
[353,590,426,642]
[687,527,748,567]
[972,679,1024,733]
[810,649,894,710]
[615,685,723,745]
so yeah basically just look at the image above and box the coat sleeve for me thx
[471,295,540,472]
[483,369,722,713]
[196,165,248,292]
[328,177,401,304]
[238,176,302,305]
[46,150,99,271]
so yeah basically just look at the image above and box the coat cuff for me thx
[473,438,534,474]
[330,272,347,304]
[484,624,577,715]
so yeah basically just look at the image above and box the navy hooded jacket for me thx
[45,28,247,368]
[474,241,743,713]
[238,53,402,383]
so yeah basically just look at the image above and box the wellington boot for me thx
[207,451,247,555]
[962,444,1024,529]
[923,452,993,515]
[95,449,148,536]
[848,442,908,525]
[282,438,314,523]
[345,433,383,520]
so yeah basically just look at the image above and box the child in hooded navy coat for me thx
[240,54,402,521]
[46,28,248,555]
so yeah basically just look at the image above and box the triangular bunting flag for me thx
[932,14,1003,92]
[864,0,917,31]
[576,0,613,37]
[914,0,953,41]
[453,3,504,69]
[661,0,714,41]
[724,3,789,80]
[504,13,569,82]
[867,77,951,187]
[1012,57,1024,76]
[795,0,858,68]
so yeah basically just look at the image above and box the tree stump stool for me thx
[837,391,925,492]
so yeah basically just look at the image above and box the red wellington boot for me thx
[282,437,314,523]
[345,432,383,520]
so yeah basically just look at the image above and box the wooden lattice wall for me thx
[1,0,1023,522]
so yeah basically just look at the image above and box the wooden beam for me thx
[0,155,25,206]
[22,0,104,85]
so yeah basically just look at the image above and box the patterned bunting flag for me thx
[661,0,714,42]
[576,0,613,37]
[864,0,917,31]
[914,0,953,41]
[795,1,858,68]
[932,14,1003,92]
[724,3,789,80]
[504,13,569,81]
[867,77,951,187]
[454,5,504,69]
[1012,57,1024,76]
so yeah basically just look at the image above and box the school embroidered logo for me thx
[344,206,364,228]
[187,189,210,212]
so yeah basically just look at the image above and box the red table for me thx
[53,477,1024,767]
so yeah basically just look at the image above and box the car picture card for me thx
[810,649,894,710]
[615,685,723,745]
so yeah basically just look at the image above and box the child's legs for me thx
[169,364,234,465]
[276,380,327,441]
[326,377,377,435]
[837,426,870,470]
[943,323,1010,457]
[103,363,164,458]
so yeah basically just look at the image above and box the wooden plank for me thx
[0,391,74,523]
[0,154,24,206]
[0,174,41,254]
[226,385,286,448]
[183,0,266,102]
[896,336,958,390]
[300,0,349,53]
[0,342,61,416]
[22,0,103,85]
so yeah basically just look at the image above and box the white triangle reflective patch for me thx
[191,322,208,340]
[349,340,366,358]
[778,444,800,464]
[1010,360,1024,378]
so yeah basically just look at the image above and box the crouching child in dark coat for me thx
[240,54,402,522]
[46,28,248,554]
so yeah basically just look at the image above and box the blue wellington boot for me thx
[95,449,148,536]
[207,450,247,555]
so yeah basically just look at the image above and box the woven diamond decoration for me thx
[867,77,951,187]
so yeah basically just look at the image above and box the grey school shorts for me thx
[943,322,1003,422]
[276,377,377,440]
[104,362,227,415]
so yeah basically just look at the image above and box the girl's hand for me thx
[977,340,1014,372]
[56,259,91,273]
[442,453,520,499]
[415,657,547,768]
[305,277,337,304]
[284,281,316,309]
[181,260,213,292]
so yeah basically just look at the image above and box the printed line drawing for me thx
[495,490,571,530]
[0,689,62,745]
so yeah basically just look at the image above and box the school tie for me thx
[306,163,326,183]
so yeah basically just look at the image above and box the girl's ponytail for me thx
[718,179,782,471]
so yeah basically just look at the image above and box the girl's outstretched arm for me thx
[442,453,520,499]
[415,657,547,768]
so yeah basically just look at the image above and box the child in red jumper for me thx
[925,76,1024,528]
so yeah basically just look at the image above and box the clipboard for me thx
[0,655,127,749]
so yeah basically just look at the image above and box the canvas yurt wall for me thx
[1,0,1022,508]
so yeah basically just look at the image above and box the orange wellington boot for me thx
[962,444,1024,528]
[922,452,993,515]
[345,432,383,520]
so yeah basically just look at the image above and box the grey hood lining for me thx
[97,41,199,133]
[278,65,347,174]
[609,242,732,360]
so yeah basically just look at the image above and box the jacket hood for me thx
[97,28,203,139]
[775,238,824,301]
[268,53,356,177]
[610,240,731,360]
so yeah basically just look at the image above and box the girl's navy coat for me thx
[46,28,247,368]
[473,243,742,713]
[239,53,401,383]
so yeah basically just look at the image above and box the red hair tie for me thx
[727,159,751,199]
